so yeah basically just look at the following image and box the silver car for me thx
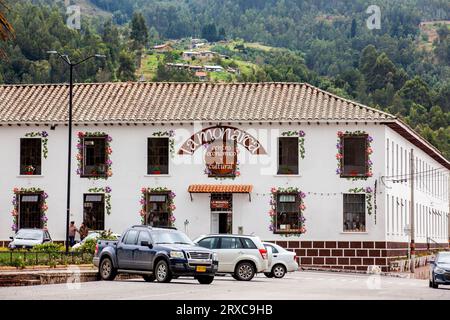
[8,229,52,249]
[263,242,298,278]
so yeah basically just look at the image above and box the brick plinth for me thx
[275,240,449,272]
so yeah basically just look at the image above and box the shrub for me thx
[33,243,64,253]
[9,256,25,269]
[74,238,97,254]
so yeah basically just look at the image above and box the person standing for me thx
[68,221,78,247]
[79,222,89,241]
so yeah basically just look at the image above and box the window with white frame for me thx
[343,194,366,232]
[20,138,42,175]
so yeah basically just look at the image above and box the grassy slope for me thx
[137,40,268,82]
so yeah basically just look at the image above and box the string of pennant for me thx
[253,191,383,197]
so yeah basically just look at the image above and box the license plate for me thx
[196,266,207,272]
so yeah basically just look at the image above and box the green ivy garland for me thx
[152,130,175,158]
[269,186,307,237]
[348,187,373,216]
[139,187,176,226]
[281,130,306,159]
[87,186,112,215]
[25,131,49,159]
[336,131,373,181]
[76,132,113,179]
[11,187,49,231]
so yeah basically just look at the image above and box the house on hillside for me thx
[195,71,208,81]
[152,43,173,53]
[0,82,448,272]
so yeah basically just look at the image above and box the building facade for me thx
[0,82,448,271]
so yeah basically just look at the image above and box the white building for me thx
[0,82,448,271]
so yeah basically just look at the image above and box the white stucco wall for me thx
[384,126,449,244]
[0,122,448,243]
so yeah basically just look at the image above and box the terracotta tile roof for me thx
[0,82,394,123]
[188,184,253,193]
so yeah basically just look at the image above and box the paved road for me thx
[0,271,449,300]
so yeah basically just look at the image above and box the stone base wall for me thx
[273,240,449,272]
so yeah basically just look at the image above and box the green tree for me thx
[117,50,136,81]
[130,12,148,49]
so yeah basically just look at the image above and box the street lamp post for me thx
[47,51,106,253]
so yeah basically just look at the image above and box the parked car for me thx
[93,225,218,284]
[8,229,52,250]
[194,234,270,281]
[429,251,450,289]
[71,231,120,251]
[262,242,298,278]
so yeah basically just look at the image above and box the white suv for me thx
[194,234,270,281]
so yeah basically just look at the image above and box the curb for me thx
[300,267,416,279]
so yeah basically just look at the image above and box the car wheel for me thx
[264,272,274,278]
[197,276,214,284]
[143,274,155,282]
[431,276,439,289]
[234,262,255,281]
[99,257,117,281]
[155,260,172,283]
[272,264,286,278]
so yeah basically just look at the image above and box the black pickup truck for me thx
[93,225,219,284]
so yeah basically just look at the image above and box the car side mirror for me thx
[43,238,51,243]
[9,236,13,240]
[141,240,153,248]
[429,260,435,265]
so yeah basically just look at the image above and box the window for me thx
[145,192,170,227]
[83,193,105,231]
[82,136,107,177]
[123,230,139,245]
[197,237,220,249]
[18,192,43,229]
[219,237,243,249]
[264,243,279,253]
[241,238,257,249]
[341,135,368,177]
[343,194,366,232]
[20,138,42,175]
[278,137,298,174]
[137,231,152,245]
[274,193,302,233]
[147,138,169,175]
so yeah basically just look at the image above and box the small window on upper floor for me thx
[148,138,169,175]
[20,138,42,175]
[278,137,298,175]
[82,136,108,177]
[341,135,368,177]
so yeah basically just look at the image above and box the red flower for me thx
[337,131,344,137]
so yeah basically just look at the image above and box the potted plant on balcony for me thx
[150,166,161,174]
[24,165,35,175]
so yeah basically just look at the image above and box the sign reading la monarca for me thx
[178,126,267,155]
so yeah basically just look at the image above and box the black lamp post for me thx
[47,51,106,253]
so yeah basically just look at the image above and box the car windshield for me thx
[84,233,100,241]
[152,230,194,245]
[15,230,42,240]
[437,254,450,264]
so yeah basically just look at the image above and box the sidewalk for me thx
[0,265,98,287]
[0,265,142,287]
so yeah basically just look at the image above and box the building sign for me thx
[205,139,237,177]
[178,126,267,155]
[210,200,231,209]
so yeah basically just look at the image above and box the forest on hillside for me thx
[0,0,449,159]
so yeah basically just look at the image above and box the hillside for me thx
[0,0,449,159]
